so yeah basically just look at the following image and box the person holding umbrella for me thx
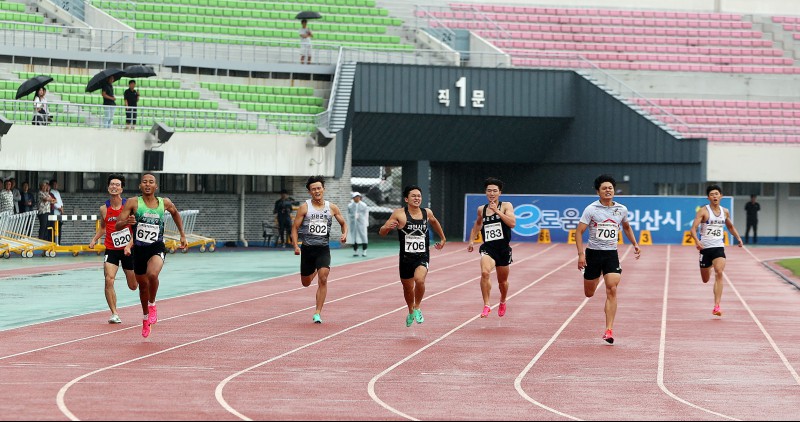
[33,87,49,126]
[299,18,313,64]
[101,75,117,128]
[124,79,140,130]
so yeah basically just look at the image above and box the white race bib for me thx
[404,235,426,253]
[110,228,132,248]
[308,221,328,236]
[484,222,504,241]
[704,224,724,239]
[135,222,160,244]
[596,222,618,241]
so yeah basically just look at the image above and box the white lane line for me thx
[55,249,474,421]
[218,244,561,421]
[657,245,739,421]
[1,253,435,362]
[512,246,639,421]
[724,272,800,386]
[366,246,571,421]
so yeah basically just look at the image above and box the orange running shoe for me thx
[603,329,614,344]
[480,305,491,318]
[712,305,722,316]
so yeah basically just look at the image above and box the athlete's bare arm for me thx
[426,208,447,250]
[89,204,107,248]
[690,207,709,251]
[622,220,641,259]
[490,201,516,228]
[467,205,485,252]
[291,202,308,255]
[576,221,589,270]
[164,198,188,250]
[330,203,348,244]
[379,208,406,236]
[114,197,138,231]
[724,208,743,247]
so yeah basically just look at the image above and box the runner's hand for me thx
[467,243,474,252]
[89,240,96,249]
[434,239,446,250]
[634,245,641,259]
[124,245,132,256]
[180,235,188,250]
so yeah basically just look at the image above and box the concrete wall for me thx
[0,125,337,176]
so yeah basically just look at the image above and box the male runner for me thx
[379,185,446,327]
[689,184,743,317]
[576,174,641,344]
[291,175,347,324]
[116,173,187,338]
[467,177,516,318]
[89,174,137,324]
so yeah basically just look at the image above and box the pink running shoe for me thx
[712,306,722,316]
[142,320,151,338]
[480,305,491,318]
[148,305,158,325]
[603,329,614,344]
[498,302,507,317]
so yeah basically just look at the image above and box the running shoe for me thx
[480,305,491,318]
[413,309,424,324]
[108,314,122,324]
[406,313,414,327]
[148,305,158,325]
[353,252,359,257]
[712,305,722,316]
[498,302,507,317]
[362,251,367,257]
[142,320,151,338]
[313,313,322,324]
[603,329,614,344]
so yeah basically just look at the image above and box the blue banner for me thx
[463,194,734,244]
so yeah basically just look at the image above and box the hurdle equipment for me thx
[0,211,56,258]
[47,214,103,256]
[163,209,216,253]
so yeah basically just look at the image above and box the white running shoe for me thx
[362,251,367,257]
[108,314,122,324]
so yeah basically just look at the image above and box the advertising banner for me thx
[463,194,734,244]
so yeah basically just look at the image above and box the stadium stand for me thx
[420,3,800,73]
[635,97,800,143]
[90,0,411,51]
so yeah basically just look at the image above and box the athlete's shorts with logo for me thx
[301,245,331,276]
[699,247,726,268]
[583,248,621,280]
[479,244,513,267]
[399,253,429,280]
[134,242,166,275]
[105,248,134,271]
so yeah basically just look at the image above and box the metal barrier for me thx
[163,209,216,253]
[0,211,56,258]
[48,214,104,256]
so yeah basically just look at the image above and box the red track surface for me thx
[1,244,798,420]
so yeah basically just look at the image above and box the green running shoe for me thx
[312,313,322,324]
[413,309,424,324]
[406,313,414,327]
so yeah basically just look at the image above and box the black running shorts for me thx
[583,248,621,280]
[301,245,331,276]
[699,247,726,268]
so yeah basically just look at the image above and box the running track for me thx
[1,243,798,420]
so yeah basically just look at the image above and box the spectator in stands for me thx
[744,194,760,244]
[33,87,49,126]
[124,79,140,130]
[101,76,117,128]
[348,192,369,256]
[19,181,34,213]
[10,178,20,213]
[37,181,55,240]
[0,179,14,214]
[274,189,295,247]
[299,19,313,64]
[50,179,64,244]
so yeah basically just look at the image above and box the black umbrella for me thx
[122,65,157,79]
[16,75,53,99]
[295,11,322,20]
[85,68,125,93]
